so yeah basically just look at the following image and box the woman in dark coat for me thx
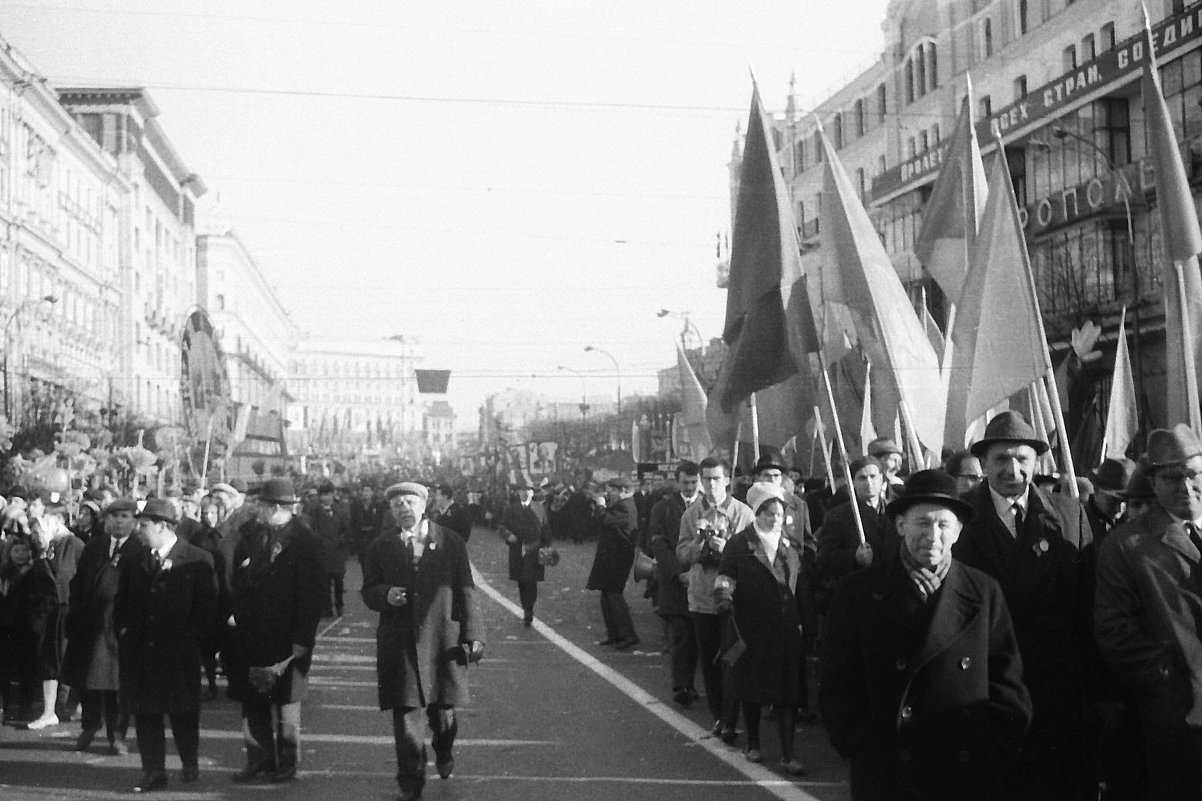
[0,537,45,722]
[715,483,806,774]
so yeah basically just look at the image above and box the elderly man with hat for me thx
[112,498,217,793]
[951,410,1093,801]
[821,469,1031,801]
[227,478,325,784]
[62,497,147,756]
[1085,458,1132,546]
[363,481,483,801]
[1096,424,1202,800]
[586,475,641,650]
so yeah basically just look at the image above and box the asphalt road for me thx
[0,526,850,801]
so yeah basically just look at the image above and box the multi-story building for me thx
[288,336,421,453]
[751,0,1202,434]
[656,337,727,400]
[422,400,456,452]
[59,86,205,425]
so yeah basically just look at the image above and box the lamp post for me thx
[583,345,621,414]
[556,365,590,420]
[3,294,57,420]
[656,308,703,351]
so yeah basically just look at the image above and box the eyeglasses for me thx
[1154,469,1202,484]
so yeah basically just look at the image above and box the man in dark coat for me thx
[303,482,352,617]
[586,476,640,650]
[350,484,384,569]
[500,481,552,626]
[1084,458,1130,547]
[362,482,484,801]
[816,457,895,614]
[951,411,1094,801]
[647,462,701,706]
[113,499,217,793]
[63,498,146,754]
[821,469,1032,801]
[228,478,325,783]
[1096,424,1202,800]
[433,484,473,544]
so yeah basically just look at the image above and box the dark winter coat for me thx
[304,503,353,575]
[820,555,1031,801]
[647,493,693,617]
[114,538,217,715]
[62,534,148,691]
[502,502,552,583]
[717,526,804,705]
[585,497,638,593]
[227,518,325,704]
[436,501,474,543]
[362,522,483,711]
[816,499,895,612]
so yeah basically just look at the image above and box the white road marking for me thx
[317,635,375,643]
[197,729,551,746]
[471,565,826,801]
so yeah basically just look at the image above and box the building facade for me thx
[752,0,1202,437]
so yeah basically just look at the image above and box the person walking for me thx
[500,480,553,626]
[113,499,217,793]
[586,476,641,650]
[362,482,484,801]
[647,461,701,707]
[25,503,83,731]
[304,482,352,618]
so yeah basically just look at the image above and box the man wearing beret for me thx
[951,410,1094,801]
[227,478,325,784]
[821,469,1031,800]
[1097,424,1202,800]
[363,482,484,801]
[113,499,217,793]
[586,475,641,651]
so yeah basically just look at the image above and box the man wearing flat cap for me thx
[586,475,641,650]
[821,469,1031,801]
[1085,458,1131,546]
[113,499,217,793]
[1097,424,1202,800]
[952,410,1093,801]
[227,478,325,784]
[363,481,483,801]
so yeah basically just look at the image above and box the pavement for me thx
[0,525,850,801]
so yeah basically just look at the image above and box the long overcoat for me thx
[820,556,1032,801]
[304,504,352,575]
[114,538,216,715]
[585,497,638,593]
[228,517,325,704]
[815,499,895,612]
[502,502,552,583]
[362,522,483,711]
[717,526,804,704]
[62,534,147,690]
[647,493,692,617]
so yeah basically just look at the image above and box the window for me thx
[905,58,915,104]
[1081,33,1095,62]
[856,168,866,200]
[919,130,929,152]
[794,138,806,172]
[877,84,887,122]
[855,99,866,137]
[1063,45,1077,72]
[1100,22,1116,51]
[814,131,823,162]
[932,124,941,144]
[1014,75,1028,99]
[982,18,994,58]
[979,94,992,118]
[1018,0,1029,35]
[878,154,887,174]
[833,113,844,149]
[907,136,917,159]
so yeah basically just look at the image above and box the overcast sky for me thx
[0,0,890,427]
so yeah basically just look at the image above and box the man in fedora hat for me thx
[867,437,905,502]
[586,475,641,650]
[113,498,217,792]
[1097,423,1202,800]
[227,478,324,784]
[821,469,1031,800]
[500,478,553,626]
[952,410,1093,801]
[1085,458,1132,545]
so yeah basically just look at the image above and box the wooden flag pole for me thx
[1174,260,1202,435]
[819,352,868,546]
[813,404,836,491]
[749,392,761,462]
[808,419,819,477]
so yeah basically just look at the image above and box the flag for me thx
[859,362,876,455]
[914,77,988,301]
[818,126,945,451]
[227,402,253,453]
[1143,5,1202,432]
[946,148,1051,447]
[676,342,714,458]
[1102,307,1138,461]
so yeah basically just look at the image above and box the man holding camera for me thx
[676,456,754,741]
[363,482,484,801]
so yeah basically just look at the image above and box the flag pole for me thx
[1174,260,1202,435]
[819,352,868,545]
[808,419,819,477]
[812,404,836,491]
[749,392,761,462]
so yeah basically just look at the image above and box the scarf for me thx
[899,546,951,601]
[752,522,782,565]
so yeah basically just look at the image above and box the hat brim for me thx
[259,495,300,505]
[136,512,178,525]
[885,493,975,521]
[969,436,1050,458]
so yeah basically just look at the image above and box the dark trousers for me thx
[517,579,538,621]
[134,711,199,774]
[1141,718,1202,801]
[324,573,345,615]
[664,614,698,692]
[599,591,636,640]
[392,705,457,792]
[242,698,302,772]
[80,689,128,742]
[692,611,737,728]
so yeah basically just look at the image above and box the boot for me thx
[270,731,298,782]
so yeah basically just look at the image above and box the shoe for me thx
[779,758,807,776]
[720,727,739,745]
[109,738,129,756]
[613,636,640,651]
[25,714,58,730]
[180,767,200,783]
[710,720,724,737]
[596,637,619,647]
[269,765,297,783]
[744,748,763,763]
[231,763,275,783]
[672,688,697,707]
[522,617,533,628]
[396,787,423,801]
[436,755,454,779]
[133,771,168,792]
[75,728,98,752]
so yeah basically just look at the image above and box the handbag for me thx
[720,615,746,667]
[632,550,656,583]
[537,546,560,567]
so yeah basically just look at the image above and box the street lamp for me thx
[656,308,703,351]
[3,294,57,420]
[556,365,590,420]
[583,345,621,414]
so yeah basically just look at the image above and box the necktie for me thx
[153,551,163,571]
[1186,522,1202,555]
[1012,503,1025,537]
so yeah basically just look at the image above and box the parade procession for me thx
[3,1,1202,800]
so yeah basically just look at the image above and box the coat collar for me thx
[741,528,799,594]
[1150,504,1202,563]
[912,560,980,667]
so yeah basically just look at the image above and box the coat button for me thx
[960,657,972,669]
[894,658,907,671]
[900,705,913,720]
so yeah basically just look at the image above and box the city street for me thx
[0,526,849,801]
